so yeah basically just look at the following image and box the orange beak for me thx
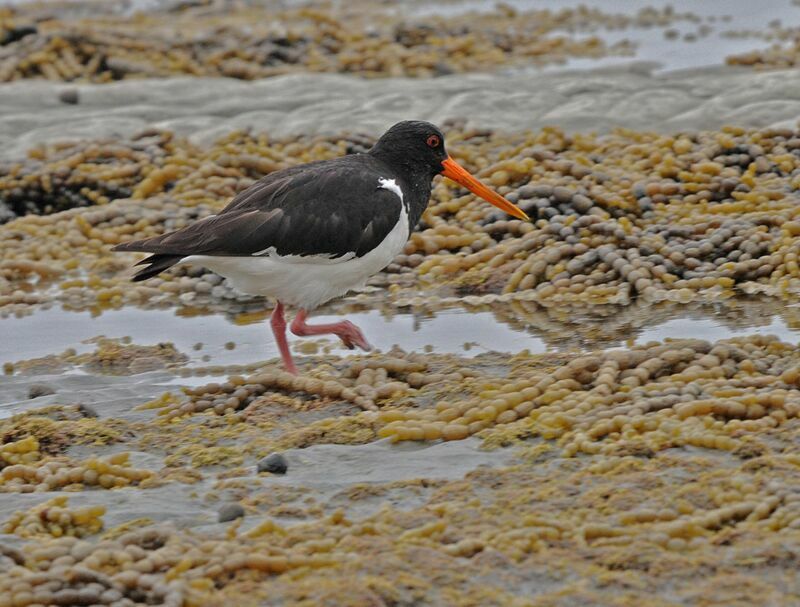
[440,156,529,221]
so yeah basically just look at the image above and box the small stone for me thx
[58,89,80,105]
[257,453,288,474]
[432,62,454,76]
[28,384,55,399]
[218,503,245,523]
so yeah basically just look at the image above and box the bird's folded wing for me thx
[115,163,403,260]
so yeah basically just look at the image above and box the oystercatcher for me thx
[114,121,528,374]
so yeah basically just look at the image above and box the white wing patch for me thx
[378,178,406,210]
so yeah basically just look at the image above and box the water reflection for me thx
[1,294,798,368]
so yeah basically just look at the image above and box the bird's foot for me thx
[290,310,372,352]
[335,321,372,352]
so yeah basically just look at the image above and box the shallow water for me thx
[2,298,798,368]
[0,305,546,366]
[6,0,796,73]
[635,313,798,346]
[416,0,800,73]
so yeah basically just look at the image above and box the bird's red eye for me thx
[426,135,440,148]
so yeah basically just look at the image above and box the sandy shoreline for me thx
[2,63,800,160]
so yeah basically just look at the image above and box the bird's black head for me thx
[369,120,531,222]
[368,120,447,178]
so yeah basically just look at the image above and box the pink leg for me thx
[270,301,297,375]
[290,309,372,351]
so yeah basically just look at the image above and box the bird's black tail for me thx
[129,253,183,282]
[113,236,185,282]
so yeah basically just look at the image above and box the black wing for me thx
[115,157,403,266]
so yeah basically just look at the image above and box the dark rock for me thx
[165,0,206,11]
[1,25,37,45]
[58,89,80,105]
[433,62,454,76]
[257,452,288,474]
[28,384,55,399]
[217,503,245,523]
[394,23,435,47]
[268,46,302,64]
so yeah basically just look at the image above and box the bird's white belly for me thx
[183,205,409,310]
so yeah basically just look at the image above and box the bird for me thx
[114,120,529,374]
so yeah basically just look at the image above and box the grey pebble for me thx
[218,503,245,523]
[58,89,80,105]
[257,452,288,474]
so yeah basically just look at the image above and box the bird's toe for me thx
[337,321,371,352]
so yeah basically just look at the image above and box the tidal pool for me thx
[2,298,798,369]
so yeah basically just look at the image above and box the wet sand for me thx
[3,64,800,160]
